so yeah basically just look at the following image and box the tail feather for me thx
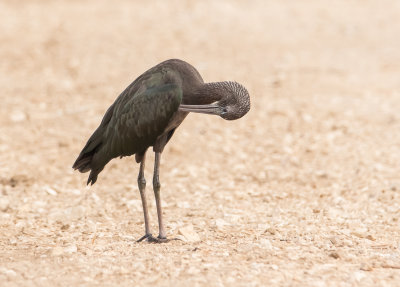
[73,127,105,185]
[87,170,99,185]
[72,153,92,172]
[73,103,115,185]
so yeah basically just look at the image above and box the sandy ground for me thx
[1,0,400,286]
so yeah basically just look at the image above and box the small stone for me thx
[43,186,57,196]
[353,271,366,282]
[259,238,273,249]
[68,206,85,221]
[68,189,81,195]
[215,218,229,230]
[126,199,142,211]
[329,251,340,259]
[49,206,86,224]
[84,249,93,256]
[329,237,338,246]
[238,243,254,253]
[0,197,10,212]
[351,231,364,238]
[265,227,276,235]
[48,210,65,224]
[177,201,190,209]
[10,110,27,122]
[365,234,375,241]
[61,224,70,231]
[351,228,370,239]
[360,263,373,271]
[15,220,26,230]
[64,244,78,254]
[0,267,17,278]
[302,113,313,123]
[315,170,327,178]
[51,246,64,256]
[177,225,200,242]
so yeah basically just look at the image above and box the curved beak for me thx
[179,104,221,116]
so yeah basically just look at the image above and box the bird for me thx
[72,59,250,243]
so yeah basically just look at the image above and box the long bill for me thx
[178,104,221,115]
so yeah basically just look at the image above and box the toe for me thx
[137,233,152,242]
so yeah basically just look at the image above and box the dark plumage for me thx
[73,59,250,242]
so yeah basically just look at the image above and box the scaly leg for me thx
[136,152,153,242]
[153,152,168,242]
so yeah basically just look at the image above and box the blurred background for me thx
[1,0,400,286]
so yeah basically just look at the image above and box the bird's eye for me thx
[222,107,228,114]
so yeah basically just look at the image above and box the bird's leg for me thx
[136,153,153,242]
[152,152,168,242]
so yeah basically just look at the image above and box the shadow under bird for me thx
[73,59,250,242]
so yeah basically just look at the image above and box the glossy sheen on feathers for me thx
[72,60,196,185]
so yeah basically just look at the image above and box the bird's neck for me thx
[184,82,227,105]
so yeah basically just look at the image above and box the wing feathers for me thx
[73,77,182,185]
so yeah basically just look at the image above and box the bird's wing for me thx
[101,82,183,158]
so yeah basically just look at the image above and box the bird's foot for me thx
[148,235,170,243]
[137,233,153,242]
[137,234,173,243]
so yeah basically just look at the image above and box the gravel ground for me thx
[1,1,400,286]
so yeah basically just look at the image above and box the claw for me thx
[148,235,170,243]
[137,233,170,243]
[137,233,153,242]
[137,234,180,243]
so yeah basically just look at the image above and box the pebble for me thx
[360,263,373,271]
[259,238,273,250]
[215,218,229,230]
[353,271,366,282]
[67,206,85,221]
[126,199,142,211]
[329,236,338,246]
[64,244,78,254]
[0,197,10,212]
[51,246,64,256]
[177,225,200,242]
[0,267,17,278]
[365,234,375,241]
[329,251,340,259]
[10,110,27,122]
[43,186,57,196]
[51,244,78,256]
[265,227,276,235]
[48,206,85,224]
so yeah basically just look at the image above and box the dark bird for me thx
[72,59,250,242]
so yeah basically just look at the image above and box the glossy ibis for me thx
[73,59,250,242]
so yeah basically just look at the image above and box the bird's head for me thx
[217,81,250,120]
[179,81,250,120]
